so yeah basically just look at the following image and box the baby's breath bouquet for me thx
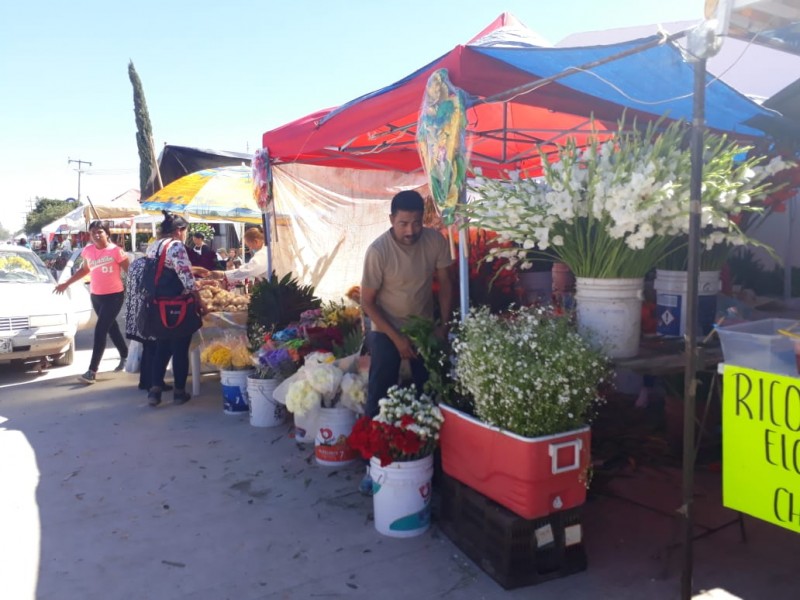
[464,119,790,278]
[451,306,610,438]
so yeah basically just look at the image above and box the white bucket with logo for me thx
[575,277,644,359]
[314,407,358,466]
[220,369,254,414]
[370,454,434,538]
[654,270,720,338]
[247,377,287,427]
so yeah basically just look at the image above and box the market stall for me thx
[254,12,798,596]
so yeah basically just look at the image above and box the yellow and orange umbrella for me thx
[141,166,262,224]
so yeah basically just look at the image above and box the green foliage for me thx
[187,223,214,241]
[451,306,611,438]
[247,272,321,334]
[334,328,365,359]
[128,61,156,196]
[401,315,458,407]
[24,197,79,235]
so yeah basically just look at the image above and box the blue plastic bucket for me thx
[655,270,720,337]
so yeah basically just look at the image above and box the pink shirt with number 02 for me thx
[80,243,127,295]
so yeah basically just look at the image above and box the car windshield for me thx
[0,250,54,283]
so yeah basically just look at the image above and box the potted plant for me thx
[465,119,791,357]
[199,334,255,414]
[247,272,321,334]
[441,305,611,519]
[347,385,444,538]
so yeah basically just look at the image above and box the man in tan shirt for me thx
[361,190,454,420]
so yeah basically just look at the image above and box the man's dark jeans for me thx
[366,331,428,418]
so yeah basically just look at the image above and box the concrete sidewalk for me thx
[1,371,798,600]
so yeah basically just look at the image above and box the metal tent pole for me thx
[681,55,706,600]
[458,188,469,322]
[263,211,272,279]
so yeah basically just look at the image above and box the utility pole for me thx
[68,158,92,202]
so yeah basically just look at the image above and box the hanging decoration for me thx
[252,147,273,213]
[416,69,469,257]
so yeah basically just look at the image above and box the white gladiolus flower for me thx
[464,119,790,278]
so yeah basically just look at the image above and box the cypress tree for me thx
[128,61,157,198]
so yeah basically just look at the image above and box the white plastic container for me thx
[370,454,434,538]
[314,407,358,466]
[717,318,799,377]
[220,369,254,414]
[654,269,720,337]
[575,277,644,359]
[247,377,287,427]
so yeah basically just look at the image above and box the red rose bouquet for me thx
[347,385,443,466]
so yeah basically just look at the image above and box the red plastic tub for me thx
[439,404,590,520]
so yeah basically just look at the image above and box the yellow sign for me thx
[723,365,800,533]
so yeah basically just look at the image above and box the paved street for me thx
[1,331,798,599]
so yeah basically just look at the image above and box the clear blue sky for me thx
[0,0,703,233]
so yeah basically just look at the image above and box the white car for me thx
[0,245,93,367]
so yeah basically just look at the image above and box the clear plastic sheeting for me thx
[271,164,428,301]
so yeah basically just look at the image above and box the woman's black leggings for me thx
[152,335,192,391]
[89,292,127,372]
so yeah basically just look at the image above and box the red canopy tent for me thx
[262,13,779,178]
[262,14,616,178]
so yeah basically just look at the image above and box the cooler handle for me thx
[549,438,583,475]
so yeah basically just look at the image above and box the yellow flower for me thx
[231,345,252,370]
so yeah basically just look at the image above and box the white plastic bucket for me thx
[517,271,553,304]
[247,377,287,427]
[314,407,358,466]
[293,411,317,443]
[575,277,644,359]
[654,270,720,338]
[220,369,253,414]
[370,454,434,538]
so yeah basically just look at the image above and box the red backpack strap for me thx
[154,239,174,285]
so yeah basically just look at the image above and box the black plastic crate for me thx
[437,474,587,590]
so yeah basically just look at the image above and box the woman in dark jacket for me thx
[143,211,205,407]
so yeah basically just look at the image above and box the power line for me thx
[67,157,92,201]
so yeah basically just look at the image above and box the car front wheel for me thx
[52,340,75,367]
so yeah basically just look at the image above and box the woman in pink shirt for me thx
[54,220,130,384]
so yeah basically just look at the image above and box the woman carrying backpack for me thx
[54,220,129,384]
[143,211,205,407]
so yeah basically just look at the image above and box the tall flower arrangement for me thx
[464,119,791,278]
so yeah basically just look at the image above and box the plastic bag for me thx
[124,340,143,373]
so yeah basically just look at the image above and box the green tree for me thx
[128,61,157,197]
[24,198,80,235]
